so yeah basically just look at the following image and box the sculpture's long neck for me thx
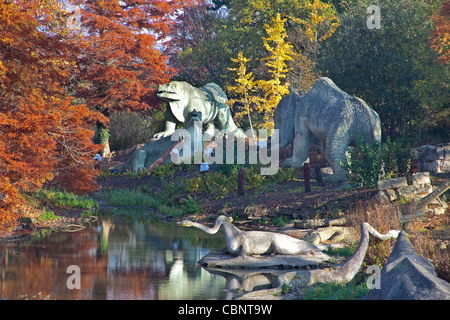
[221,222,242,238]
[190,220,222,235]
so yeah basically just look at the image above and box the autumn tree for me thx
[227,52,262,138]
[0,0,103,230]
[72,0,191,155]
[256,13,295,130]
[430,0,450,65]
[318,0,448,141]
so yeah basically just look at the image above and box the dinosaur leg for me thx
[282,127,312,168]
[154,109,177,139]
[216,105,247,139]
[325,131,349,182]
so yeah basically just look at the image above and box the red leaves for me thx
[0,1,103,228]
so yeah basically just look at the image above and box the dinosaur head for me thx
[177,220,194,227]
[157,81,190,122]
[217,215,233,224]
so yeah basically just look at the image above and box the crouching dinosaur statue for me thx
[178,215,322,256]
[155,81,247,139]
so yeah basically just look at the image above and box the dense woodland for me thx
[0,0,449,231]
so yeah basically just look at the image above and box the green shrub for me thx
[104,189,161,208]
[183,177,202,192]
[274,167,299,182]
[34,189,97,209]
[339,137,412,188]
[180,195,203,215]
[246,167,266,189]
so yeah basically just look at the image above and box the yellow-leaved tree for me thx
[257,13,295,130]
[227,51,262,139]
[291,0,339,63]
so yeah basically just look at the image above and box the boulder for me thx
[415,143,450,173]
[377,177,408,191]
[365,231,450,300]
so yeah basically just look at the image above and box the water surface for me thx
[0,212,230,300]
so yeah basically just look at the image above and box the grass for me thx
[33,189,98,209]
[303,282,369,300]
[102,189,200,218]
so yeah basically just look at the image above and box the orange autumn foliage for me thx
[0,0,104,230]
[74,0,192,114]
[430,0,450,65]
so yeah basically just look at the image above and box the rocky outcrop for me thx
[365,231,450,300]
[414,143,450,174]
[375,173,448,216]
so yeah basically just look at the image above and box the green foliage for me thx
[273,167,299,182]
[340,137,413,188]
[151,163,177,177]
[38,210,58,222]
[34,189,98,210]
[109,110,164,150]
[318,0,448,141]
[245,167,266,189]
[180,196,203,215]
[183,177,203,193]
[104,189,160,208]
[303,282,369,300]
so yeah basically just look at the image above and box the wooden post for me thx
[304,163,311,193]
[315,164,324,187]
[238,168,245,196]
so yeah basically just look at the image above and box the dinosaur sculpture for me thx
[178,215,322,256]
[277,77,382,181]
[114,110,203,173]
[155,81,246,139]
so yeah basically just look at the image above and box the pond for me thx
[1,211,250,300]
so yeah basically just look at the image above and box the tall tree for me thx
[318,0,448,141]
[0,0,103,229]
[430,0,450,65]
[72,0,189,155]
[227,52,262,138]
[257,13,295,129]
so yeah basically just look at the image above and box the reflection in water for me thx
[0,212,291,300]
[0,213,228,300]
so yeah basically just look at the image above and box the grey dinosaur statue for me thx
[114,110,203,173]
[155,81,246,139]
[278,77,382,181]
[178,215,322,256]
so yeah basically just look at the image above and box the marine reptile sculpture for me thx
[178,215,321,257]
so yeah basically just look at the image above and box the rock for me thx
[197,252,332,269]
[365,231,450,300]
[377,177,408,191]
[415,143,450,173]
[397,184,433,201]
[411,172,431,186]
[385,189,398,201]
[293,217,347,229]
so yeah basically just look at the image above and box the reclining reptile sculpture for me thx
[178,215,322,256]
[155,81,246,139]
